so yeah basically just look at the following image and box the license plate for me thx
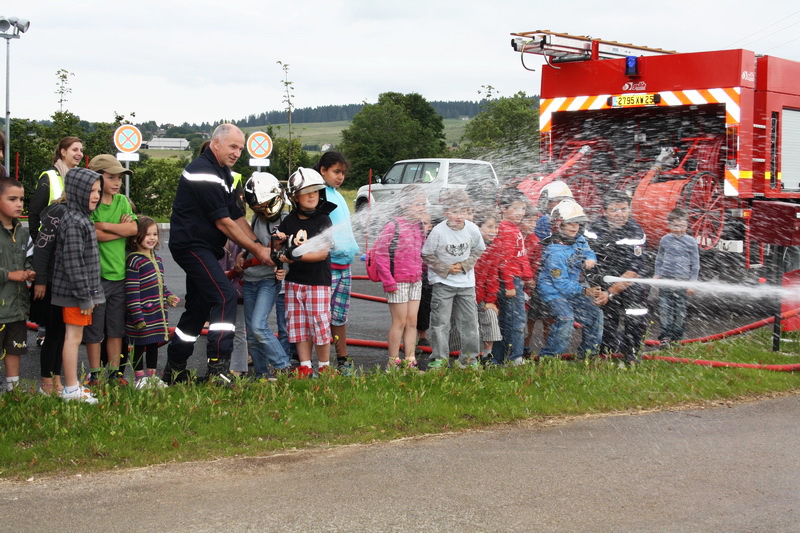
[610,94,657,107]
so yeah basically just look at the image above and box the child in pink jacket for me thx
[373,185,427,368]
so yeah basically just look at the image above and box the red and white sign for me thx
[114,125,143,153]
[247,131,273,159]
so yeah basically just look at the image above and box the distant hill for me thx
[243,118,471,152]
[234,100,484,128]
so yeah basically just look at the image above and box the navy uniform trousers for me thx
[165,246,238,375]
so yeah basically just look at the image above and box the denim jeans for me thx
[275,292,295,359]
[492,277,526,364]
[229,305,249,373]
[243,278,290,376]
[659,287,688,342]
[540,294,604,359]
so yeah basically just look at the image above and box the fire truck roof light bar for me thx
[511,30,676,61]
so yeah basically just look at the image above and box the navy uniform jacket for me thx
[584,216,647,286]
[170,149,244,259]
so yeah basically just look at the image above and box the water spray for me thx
[601,276,797,300]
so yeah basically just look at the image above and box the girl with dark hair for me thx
[314,151,360,374]
[125,216,179,388]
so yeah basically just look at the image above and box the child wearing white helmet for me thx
[533,181,574,240]
[240,172,292,380]
[536,199,604,361]
[273,167,335,378]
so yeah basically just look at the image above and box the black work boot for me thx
[202,358,234,386]
[162,360,189,385]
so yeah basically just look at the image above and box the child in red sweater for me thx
[484,189,534,365]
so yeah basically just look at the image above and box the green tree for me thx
[267,135,313,181]
[128,158,185,217]
[10,118,50,202]
[277,61,296,173]
[457,90,540,181]
[461,90,538,151]
[340,92,446,188]
[54,69,74,113]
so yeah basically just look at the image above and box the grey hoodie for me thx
[51,168,106,310]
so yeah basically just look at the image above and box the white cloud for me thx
[2,0,799,124]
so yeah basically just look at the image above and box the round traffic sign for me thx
[114,125,143,153]
[247,131,273,159]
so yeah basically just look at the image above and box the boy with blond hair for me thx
[422,189,485,369]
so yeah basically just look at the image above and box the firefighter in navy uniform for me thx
[164,124,273,384]
[584,190,649,365]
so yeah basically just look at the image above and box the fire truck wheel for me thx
[681,172,725,251]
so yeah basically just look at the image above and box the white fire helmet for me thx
[244,172,285,220]
[287,167,326,197]
[550,199,589,232]
[540,181,574,206]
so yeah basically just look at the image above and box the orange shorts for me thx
[63,306,93,326]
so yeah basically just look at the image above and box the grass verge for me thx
[1,331,797,479]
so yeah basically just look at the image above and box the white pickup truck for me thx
[353,158,498,220]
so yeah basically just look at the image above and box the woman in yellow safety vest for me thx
[28,136,84,239]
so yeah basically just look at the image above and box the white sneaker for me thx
[60,387,98,404]
[136,376,168,390]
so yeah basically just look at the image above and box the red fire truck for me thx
[511,30,800,277]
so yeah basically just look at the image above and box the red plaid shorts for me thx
[285,282,332,345]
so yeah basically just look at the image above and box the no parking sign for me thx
[114,125,142,153]
[112,124,141,197]
[247,131,272,167]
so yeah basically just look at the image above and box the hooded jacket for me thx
[0,218,33,323]
[373,216,424,293]
[537,234,596,302]
[51,168,105,310]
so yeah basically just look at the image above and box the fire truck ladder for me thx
[511,30,676,69]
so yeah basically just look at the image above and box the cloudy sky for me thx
[3,1,799,125]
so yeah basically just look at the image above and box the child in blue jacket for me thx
[538,200,603,360]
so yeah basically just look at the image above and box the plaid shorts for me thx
[285,282,332,345]
[330,267,352,327]
[385,281,423,304]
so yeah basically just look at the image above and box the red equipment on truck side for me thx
[512,30,800,276]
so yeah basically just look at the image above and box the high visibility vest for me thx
[41,169,64,205]
[232,171,242,191]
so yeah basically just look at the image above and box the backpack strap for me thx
[388,220,399,277]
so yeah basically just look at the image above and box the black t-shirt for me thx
[279,211,332,286]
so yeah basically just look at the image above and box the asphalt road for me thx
[2,393,798,532]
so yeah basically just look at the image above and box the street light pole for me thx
[0,16,30,176]
[5,35,13,167]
